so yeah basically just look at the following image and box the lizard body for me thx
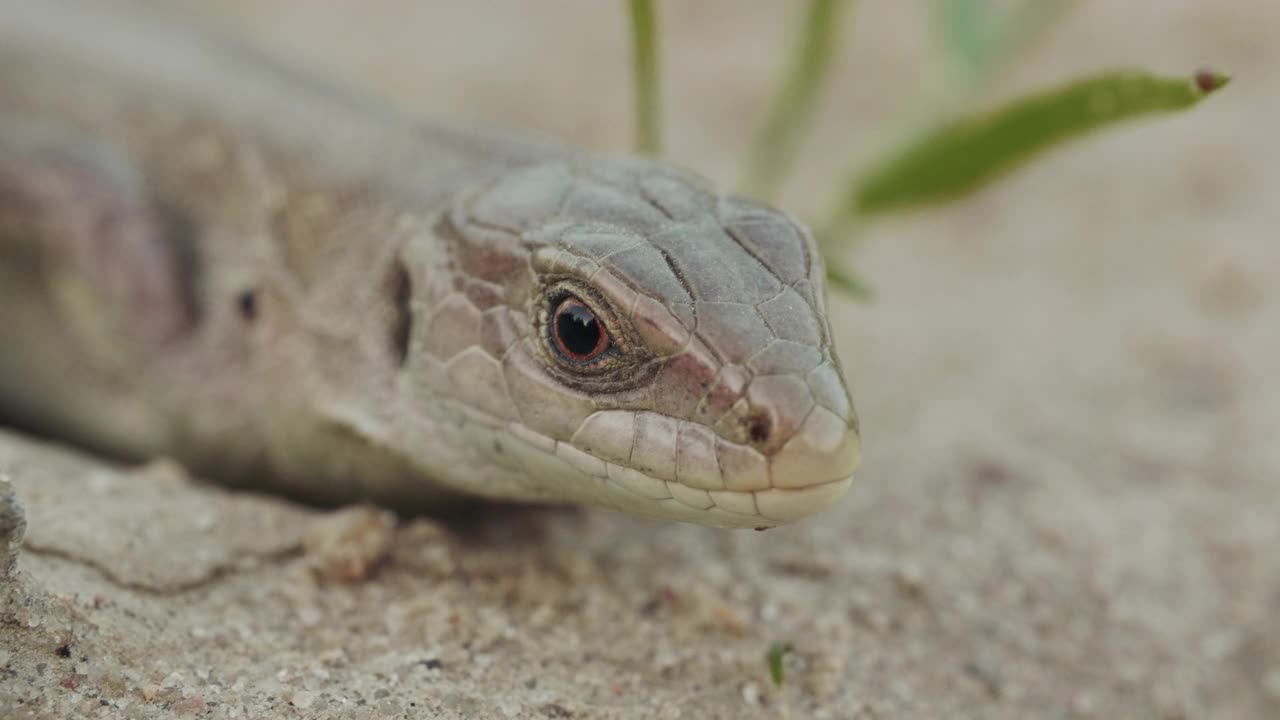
[0,0,860,527]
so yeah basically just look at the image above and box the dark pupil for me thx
[556,302,600,357]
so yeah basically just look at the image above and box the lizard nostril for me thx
[746,412,772,447]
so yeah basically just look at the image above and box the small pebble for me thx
[297,605,322,627]
[894,562,927,601]
[160,670,184,689]
[303,505,397,583]
[711,605,746,636]
[175,695,206,715]
[1070,689,1097,716]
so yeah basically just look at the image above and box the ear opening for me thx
[387,259,412,367]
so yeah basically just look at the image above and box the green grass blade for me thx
[850,69,1230,216]
[765,642,791,688]
[740,0,852,200]
[628,0,661,155]
[826,262,875,301]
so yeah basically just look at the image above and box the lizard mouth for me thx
[596,464,855,528]
[506,406,860,528]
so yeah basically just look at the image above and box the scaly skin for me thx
[0,0,860,527]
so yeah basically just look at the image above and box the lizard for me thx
[0,0,861,528]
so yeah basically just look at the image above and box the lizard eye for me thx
[549,296,609,364]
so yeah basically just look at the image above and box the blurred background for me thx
[10,2,1280,717]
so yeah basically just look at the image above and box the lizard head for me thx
[399,157,859,528]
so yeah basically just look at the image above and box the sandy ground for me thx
[3,1,1279,718]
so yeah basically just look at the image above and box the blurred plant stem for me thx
[740,0,852,201]
[824,257,874,301]
[937,0,1077,91]
[628,0,661,155]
